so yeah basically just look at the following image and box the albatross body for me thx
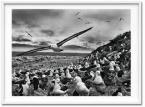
[17,27,93,56]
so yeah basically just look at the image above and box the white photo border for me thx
[1,1,142,105]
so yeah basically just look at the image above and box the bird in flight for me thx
[17,27,93,56]
[77,17,83,21]
[106,20,111,22]
[119,18,124,21]
[75,12,80,16]
[25,31,32,37]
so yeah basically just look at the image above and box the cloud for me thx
[38,41,49,46]
[27,24,40,28]
[32,40,52,46]
[83,31,113,43]
[83,9,130,22]
[12,9,130,50]
[12,9,64,29]
[12,35,31,42]
[12,20,20,26]
[84,36,97,43]
[41,29,54,36]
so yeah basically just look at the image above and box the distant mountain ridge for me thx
[12,43,38,48]
[62,45,93,51]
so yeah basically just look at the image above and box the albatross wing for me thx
[56,27,93,47]
[17,46,51,56]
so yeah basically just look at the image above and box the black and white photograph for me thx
[11,9,131,96]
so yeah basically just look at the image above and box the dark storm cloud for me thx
[41,29,54,36]
[39,41,49,46]
[83,31,116,44]
[85,36,96,43]
[33,40,52,46]
[12,20,18,25]
[12,9,64,20]
[12,20,23,28]
[27,24,40,28]
[12,9,64,28]
[12,35,31,42]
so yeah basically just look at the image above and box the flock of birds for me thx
[12,61,115,96]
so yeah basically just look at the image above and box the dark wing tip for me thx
[86,27,93,31]
[90,27,93,29]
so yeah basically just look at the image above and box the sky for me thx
[12,9,130,52]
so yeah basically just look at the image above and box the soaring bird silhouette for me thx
[105,20,111,22]
[25,31,32,37]
[75,12,80,16]
[119,18,124,21]
[17,27,93,56]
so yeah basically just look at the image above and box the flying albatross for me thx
[17,27,93,56]
[25,31,32,37]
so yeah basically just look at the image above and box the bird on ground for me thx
[74,76,89,96]
[50,79,66,96]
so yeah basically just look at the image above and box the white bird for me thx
[17,27,93,56]
[93,70,105,85]
[51,80,66,96]
[66,76,89,96]
[65,68,72,79]
[74,76,89,96]
[22,72,30,96]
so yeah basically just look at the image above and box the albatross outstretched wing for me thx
[17,27,93,56]
[17,46,51,56]
[56,27,93,47]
